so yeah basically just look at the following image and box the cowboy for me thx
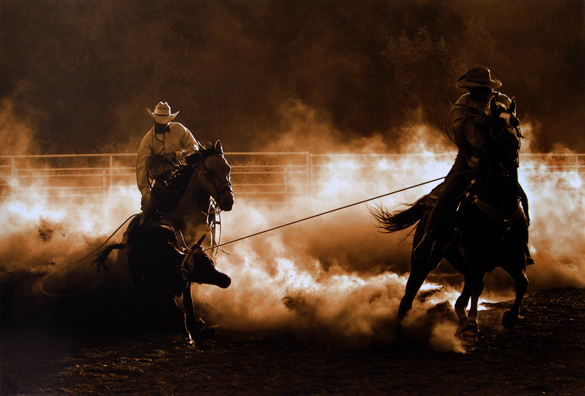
[136,102,199,213]
[414,66,532,263]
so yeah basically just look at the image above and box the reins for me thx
[202,175,448,253]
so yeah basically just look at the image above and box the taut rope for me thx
[202,176,446,252]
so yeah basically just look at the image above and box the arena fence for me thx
[0,152,583,199]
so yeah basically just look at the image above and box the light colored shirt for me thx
[136,122,198,196]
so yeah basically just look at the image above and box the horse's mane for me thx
[183,142,221,167]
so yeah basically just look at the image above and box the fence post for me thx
[284,165,289,202]
[307,152,313,194]
[11,157,16,194]
[109,155,114,193]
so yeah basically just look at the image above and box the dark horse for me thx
[371,98,529,337]
[96,140,234,343]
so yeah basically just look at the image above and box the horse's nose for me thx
[220,192,234,211]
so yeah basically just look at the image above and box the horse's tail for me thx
[370,196,427,233]
[93,243,126,272]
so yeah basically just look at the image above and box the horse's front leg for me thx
[502,264,528,329]
[174,284,197,345]
[174,283,214,345]
[462,271,484,339]
[454,280,471,332]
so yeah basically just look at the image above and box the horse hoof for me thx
[502,310,519,329]
[457,320,479,341]
[192,325,217,341]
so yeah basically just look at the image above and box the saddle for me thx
[151,166,195,211]
[423,179,529,235]
[127,212,190,256]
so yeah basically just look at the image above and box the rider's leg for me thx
[414,156,469,261]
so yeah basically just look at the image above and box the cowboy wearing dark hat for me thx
[136,102,199,212]
[414,66,532,263]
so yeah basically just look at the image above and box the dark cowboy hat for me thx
[456,66,502,89]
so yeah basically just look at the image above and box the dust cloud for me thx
[2,113,582,354]
[1,0,584,353]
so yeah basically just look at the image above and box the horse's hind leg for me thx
[396,256,440,337]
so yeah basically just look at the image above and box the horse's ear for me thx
[509,97,516,114]
[215,140,223,153]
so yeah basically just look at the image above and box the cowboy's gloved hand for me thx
[184,149,200,167]
[140,193,152,212]
[174,150,187,166]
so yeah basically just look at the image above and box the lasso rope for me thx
[39,175,449,295]
[202,175,446,252]
[39,213,139,297]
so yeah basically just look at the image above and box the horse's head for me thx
[488,96,522,164]
[199,140,235,211]
[180,242,231,289]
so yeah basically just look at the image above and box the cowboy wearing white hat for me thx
[147,101,180,124]
[136,102,199,212]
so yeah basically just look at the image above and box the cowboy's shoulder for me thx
[453,93,471,106]
[169,122,187,131]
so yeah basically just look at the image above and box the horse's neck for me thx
[480,161,519,213]
[169,164,212,245]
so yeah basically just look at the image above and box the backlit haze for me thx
[1,109,584,353]
[1,0,584,353]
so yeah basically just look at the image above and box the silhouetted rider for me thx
[414,66,533,264]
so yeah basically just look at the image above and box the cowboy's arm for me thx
[450,106,486,167]
[494,92,512,109]
[175,126,199,165]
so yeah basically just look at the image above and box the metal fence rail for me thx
[1,152,583,199]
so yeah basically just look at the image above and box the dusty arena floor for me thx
[1,287,584,396]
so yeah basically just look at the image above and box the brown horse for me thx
[97,140,234,343]
[371,98,529,338]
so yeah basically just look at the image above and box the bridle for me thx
[200,153,233,204]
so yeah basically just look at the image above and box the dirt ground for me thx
[1,285,584,396]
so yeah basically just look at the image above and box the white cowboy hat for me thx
[456,66,502,89]
[146,102,179,124]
